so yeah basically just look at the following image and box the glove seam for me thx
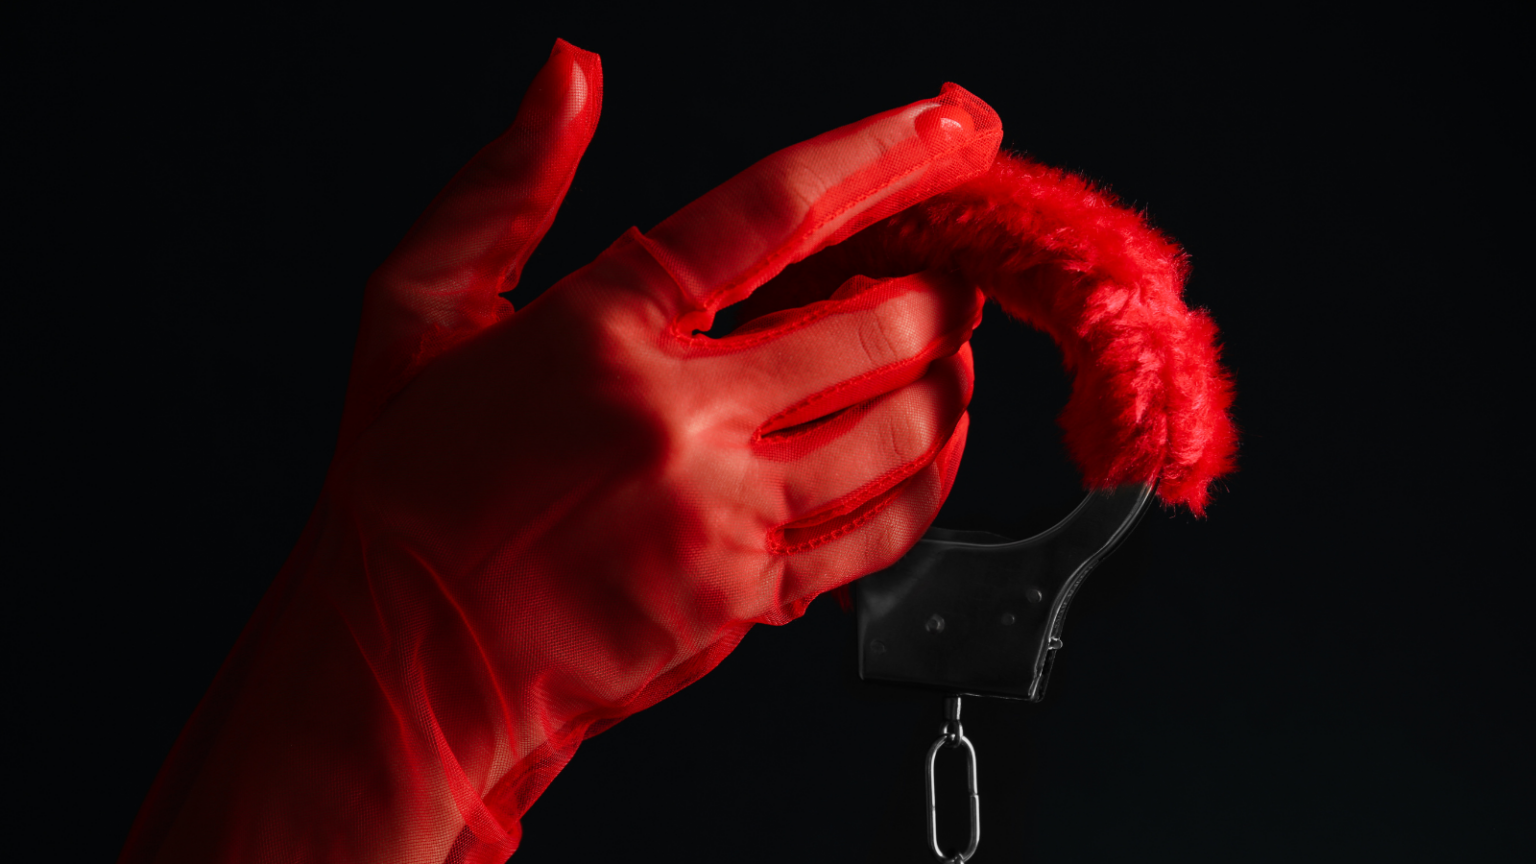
[753,327,967,441]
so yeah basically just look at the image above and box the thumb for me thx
[342,39,601,443]
[379,39,601,317]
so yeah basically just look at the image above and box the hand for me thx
[120,38,1001,864]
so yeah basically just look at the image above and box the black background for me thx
[14,5,1527,862]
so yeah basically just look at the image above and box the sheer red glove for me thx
[120,39,1001,864]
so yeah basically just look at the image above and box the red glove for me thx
[120,39,1001,863]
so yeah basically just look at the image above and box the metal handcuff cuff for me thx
[854,483,1154,862]
[825,155,1233,862]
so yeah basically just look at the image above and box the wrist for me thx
[126,508,492,863]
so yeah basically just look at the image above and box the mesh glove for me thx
[119,38,1001,864]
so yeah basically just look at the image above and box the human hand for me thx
[326,33,1000,850]
[120,37,1001,864]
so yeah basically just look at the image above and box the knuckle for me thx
[856,285,948,366]
[855,311,900,366]
[883,394,940,464]
[773,150,837,218]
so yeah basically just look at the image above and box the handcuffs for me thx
[854,483,1155,862]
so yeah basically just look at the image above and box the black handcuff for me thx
[854,482,1156,862]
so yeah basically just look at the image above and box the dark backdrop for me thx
[14,5,1526,862]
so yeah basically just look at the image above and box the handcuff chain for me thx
[925,695,980,862]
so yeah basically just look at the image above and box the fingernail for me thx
[915,105,975,152]
[522,42,580,124]
[537,42,577,97]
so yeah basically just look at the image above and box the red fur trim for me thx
[765,152,1236,514]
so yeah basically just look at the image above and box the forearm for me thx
[119,479,740,864]
[121,519,516,864]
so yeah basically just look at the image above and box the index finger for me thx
[638,84,1001,335]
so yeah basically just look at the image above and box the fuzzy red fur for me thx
[746,152,1236,515]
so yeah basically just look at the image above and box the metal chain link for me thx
[925,695,980,862]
